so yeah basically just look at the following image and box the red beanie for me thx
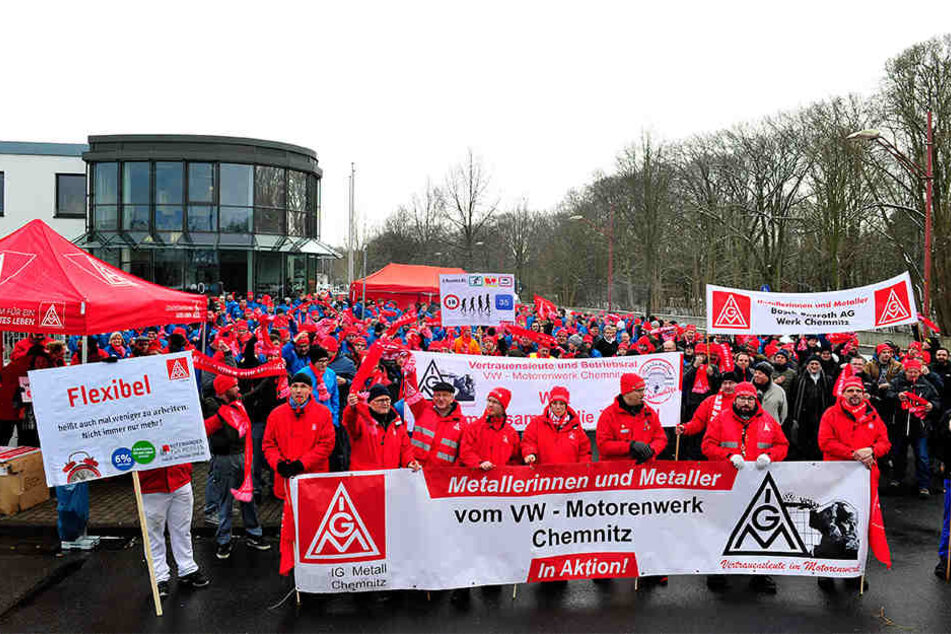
[620,373,645,394]
[876,343,892,355]
[213,374,238,396]
[734,382,758,398]
[488,387,512,410]
[320,336,339,354]
[903,358,923,371]
[549,386,570,405]
[841,376,864,392]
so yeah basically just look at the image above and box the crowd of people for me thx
[2,290,949,602]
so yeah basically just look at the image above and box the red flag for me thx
[505,323,557,348]
[351,340,384,395]
[533,295,558,321]
[919,314,941,334]
[869,473,892,568]
[833,363,855,398]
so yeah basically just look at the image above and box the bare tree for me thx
[443,149,499,268]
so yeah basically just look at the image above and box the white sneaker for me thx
[77,535,101,550]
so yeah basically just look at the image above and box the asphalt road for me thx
[1,490,949,633]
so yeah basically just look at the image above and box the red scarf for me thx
[310,364,331,402]
[693,365,710,394]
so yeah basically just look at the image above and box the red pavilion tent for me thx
[0,220,204,335]
[349,263,466,307]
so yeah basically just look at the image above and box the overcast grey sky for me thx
[4,1,949,247]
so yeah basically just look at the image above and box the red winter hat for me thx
[320,336,339,354]
[694,343,708,354]
[841,376,864,392]
[903,358,923,371]
[876,343,892,355]
[488,387,512,410]
[549,386,570,405]
[734,382,758,399]
[620,373,645,394]
[213,374,238,396]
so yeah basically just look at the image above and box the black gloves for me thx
[629,441,654,464]
[277,459,306,478]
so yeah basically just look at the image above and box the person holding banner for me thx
[675,370,741,458]
[596,373,667,465]
[203,375,270,559]
[702,381,788,594]
[402,366,467,466]
[263,372,337,576]
[343,385,421,471]
[139,464,210,598]
[521,386,591,465]
[459,387,521,470]
[817,376,891,592]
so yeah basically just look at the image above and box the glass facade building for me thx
[77,135,338,297]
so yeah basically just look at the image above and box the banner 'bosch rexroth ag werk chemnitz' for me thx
[291,462,877,593]
[706,272,918,335]
[29,352,208,486]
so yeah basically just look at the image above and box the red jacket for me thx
[818,400,891,473]
[521,407,592,464]
[407,398,467,466]
[459,413,521,468]
[702,405,788,462]
[139,464,192,494]
[342,403,414,470]
[684,391,734,436]
[596,397,667,461]
[263,397,336,499]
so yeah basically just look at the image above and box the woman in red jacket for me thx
[342,384,421,471]
[522,386,591,465]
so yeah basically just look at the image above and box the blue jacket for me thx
[299,364,340,426]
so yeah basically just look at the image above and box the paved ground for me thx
[1,489,950,633]
[0,465,283,536]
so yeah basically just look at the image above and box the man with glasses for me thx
[702,381,789,594]
[343,384,421,471]
[300,346,340,425]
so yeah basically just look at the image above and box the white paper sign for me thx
[406,351,683,430]
[706,272,918,335]
[292,461,876,593]
[439,273,516,327]
[29,352,209,486]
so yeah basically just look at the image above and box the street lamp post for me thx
[847,112,934,326]
[570,204,615,312]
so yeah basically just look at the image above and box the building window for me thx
[92,163,118,230]
[185,249,219,294]
[220,163,253,233]
[0,171,4,216]
[154,162,184,232]
[122,162,150,231]
[153,250,185,289]
[56,174,86,218]
[254,166,285,234]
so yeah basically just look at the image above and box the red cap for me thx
[488,387,512,410]
[294,331,310,343]
[620,373,645,394]
[320,336,339,354]
[734,382,758,399]
[903,358,923,371]
[841,376,864,391]
[549,386,570,405]
[876,343,892,355]
[213,374,238,396]
[694,343,708,354]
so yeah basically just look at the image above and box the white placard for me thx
[29,352,209,486]
[292,461,876,592]
[706,272,917,335]
[406,351,682,430]
[439,273,516,327]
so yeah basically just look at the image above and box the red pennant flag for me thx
[505,323,557,348]
[919,314,941,334]
[869,473,891,568]
[533,295,558,321]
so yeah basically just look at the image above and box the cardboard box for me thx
[0,446,50,515]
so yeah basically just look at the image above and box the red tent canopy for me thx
[349,263,467,307]
[0,220,204,335]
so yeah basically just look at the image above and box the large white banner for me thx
[291,462,875,593]
[706,272,918,335]
[29,352,208,486]
[439,273,516,327]
[407,351,683,430]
